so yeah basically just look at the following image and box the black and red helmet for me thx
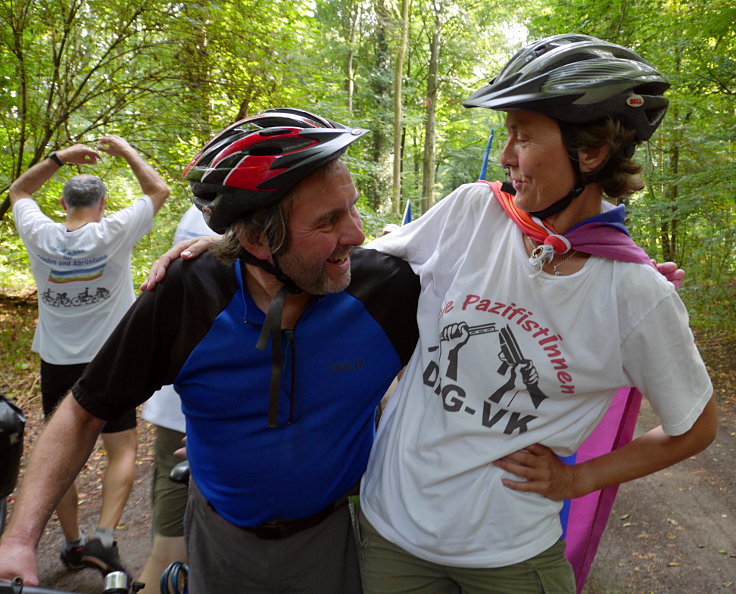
[183,108,368,232]
[463,34,670,141]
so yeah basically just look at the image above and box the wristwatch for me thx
[47,152,64,167]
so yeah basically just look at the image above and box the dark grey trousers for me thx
[184,480,362,593]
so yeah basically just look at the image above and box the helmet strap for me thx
[255,285,289,428]
[528,157,587,219]
[528,122,588,219]
[243,251,302,429]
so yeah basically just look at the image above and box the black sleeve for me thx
[347,247,420,366]
[72,252,238,420]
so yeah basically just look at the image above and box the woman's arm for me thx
[494,395,717,500]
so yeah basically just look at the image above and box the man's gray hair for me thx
[62,174,107,208]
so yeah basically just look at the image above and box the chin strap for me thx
[527,140,587,219]
[528,183,586,219]
[242,252,302,428]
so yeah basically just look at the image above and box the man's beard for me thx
[276,250,352,295]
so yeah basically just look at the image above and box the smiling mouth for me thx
[327,253,350,265]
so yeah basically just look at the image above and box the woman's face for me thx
[500,111,576,213]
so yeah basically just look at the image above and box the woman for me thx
[358,34,716,593]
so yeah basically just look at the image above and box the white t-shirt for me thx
[360,182,712,568]
[142,206,212,432]
[13,196,154,365]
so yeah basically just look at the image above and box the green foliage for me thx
[525,0,736,324]
[0,0,733,335]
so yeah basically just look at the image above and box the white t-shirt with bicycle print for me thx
[13,195,154,365]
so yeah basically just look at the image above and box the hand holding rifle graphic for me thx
[489,326,548,409]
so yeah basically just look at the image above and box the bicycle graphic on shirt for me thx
[42,287,110,308]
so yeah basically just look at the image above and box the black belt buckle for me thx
[249,503,336,540]
[254,519,292,540]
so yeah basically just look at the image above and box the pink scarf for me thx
[478,181,653,268]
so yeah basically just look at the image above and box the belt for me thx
[242,498,346,540]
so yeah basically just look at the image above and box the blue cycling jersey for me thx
[73,247,419,526]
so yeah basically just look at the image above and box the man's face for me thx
[276,162,365,295]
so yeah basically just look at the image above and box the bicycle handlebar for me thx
[0,571,142,593]
[0,577,84,594]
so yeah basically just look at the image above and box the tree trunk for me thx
[345,1,361,113]
[421,4,442,214]
[391,0,410,216]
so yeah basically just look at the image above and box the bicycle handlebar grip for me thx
[0,576,81,593]
[0,574,140,594]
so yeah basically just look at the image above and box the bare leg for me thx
[137,535,188,593]
[54,482,81,541]
[97,428,137,530]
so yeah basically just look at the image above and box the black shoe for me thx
[60,540,85,570]
[81,538,127,575]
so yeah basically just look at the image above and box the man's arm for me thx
[0,395,105,585]
[8,145,102,205]
[97,135,170,214]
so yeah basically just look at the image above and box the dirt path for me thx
[25,417,156,594]
[584,400,736,592]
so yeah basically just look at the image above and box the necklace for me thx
[526,235,576,277]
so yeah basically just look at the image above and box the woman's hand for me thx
[140,235,219,291]
[493,443,579,501]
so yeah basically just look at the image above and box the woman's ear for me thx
[578,145,610,174]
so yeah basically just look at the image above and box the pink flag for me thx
[559,387,642,592]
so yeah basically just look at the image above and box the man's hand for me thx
[55,144,101,166]
[9,144,100,204]
[140,235,219,291]
[493,443,579,501]
[96,135,135,159]
[653,260,685,290]
[0,536,40,586]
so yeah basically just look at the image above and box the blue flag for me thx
[402,201,412,226]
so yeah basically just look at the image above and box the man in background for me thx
[9,136,170,574]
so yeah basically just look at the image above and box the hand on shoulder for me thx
[652,260,685,290]
[140,235,220,291]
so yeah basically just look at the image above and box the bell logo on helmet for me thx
[626,95,645,107]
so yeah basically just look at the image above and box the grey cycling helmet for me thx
[464,34,670,141]
[183,108,368,233]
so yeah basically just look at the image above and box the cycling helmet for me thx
[183,108,369,233]
[0,394,25,499]
[463,34,670,141]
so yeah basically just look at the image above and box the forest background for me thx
[0,0,734,389]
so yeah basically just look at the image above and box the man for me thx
[0,109,419,593]
[136,205,212,593]
[7,136,170,575]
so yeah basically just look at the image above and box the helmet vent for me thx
[249,137,314,156]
